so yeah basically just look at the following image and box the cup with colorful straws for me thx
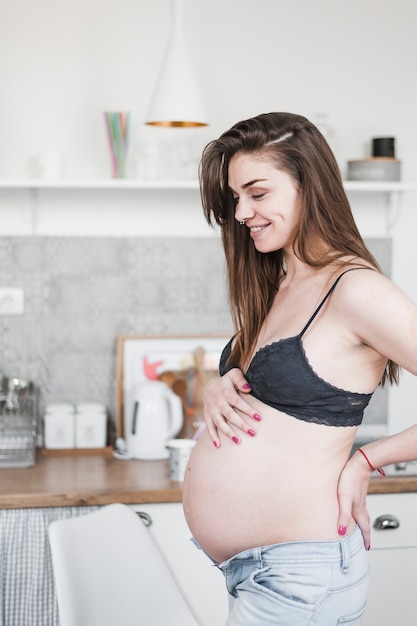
[103,111,131,178]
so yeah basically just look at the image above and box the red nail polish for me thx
[232,436,240,444]
[338,525,347,536]
[248,429,256,437]
[213,440,219,448]
[367,544,371,551]
[242,384,251,390]
[253,413,261,421]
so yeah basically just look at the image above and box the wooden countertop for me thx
[0,452,416,509]
[0,452,182,509]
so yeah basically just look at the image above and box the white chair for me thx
[48,503,198,626]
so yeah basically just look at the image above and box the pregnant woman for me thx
[182,112,417,625]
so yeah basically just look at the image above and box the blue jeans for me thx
[195,526,368,625]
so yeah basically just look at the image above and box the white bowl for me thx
[347,158,401,182]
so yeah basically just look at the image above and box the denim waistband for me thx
[216,525,363,571]
[191,525,364,570]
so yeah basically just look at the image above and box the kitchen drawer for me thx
[367,492,417,549]
[364,493,417,626]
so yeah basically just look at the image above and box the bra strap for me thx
[299,267,375,337]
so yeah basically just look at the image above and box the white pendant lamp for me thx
[146,0,208,127]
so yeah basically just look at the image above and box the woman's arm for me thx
[337,425,417,548]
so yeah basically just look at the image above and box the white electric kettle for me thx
[125,380,183,460]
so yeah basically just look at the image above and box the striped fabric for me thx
[0,506,98,626]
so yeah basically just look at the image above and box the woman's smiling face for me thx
[228,152,302,254]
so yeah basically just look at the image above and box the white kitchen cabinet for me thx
[362,492,417,626]
[129,502,228,626]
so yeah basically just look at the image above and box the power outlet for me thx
[0,287,25,315]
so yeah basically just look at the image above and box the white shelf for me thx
[0,179,416,192]
[0,179,199,190]
[0,178,415,237]
[343,181,417,193]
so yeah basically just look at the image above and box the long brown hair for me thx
[199,112,398,385]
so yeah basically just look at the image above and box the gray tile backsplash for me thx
[0,237,231,421]
[0,237,391,426]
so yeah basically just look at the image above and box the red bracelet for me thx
[357,448,386,478]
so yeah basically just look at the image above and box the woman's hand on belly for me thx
[203,369,262,447]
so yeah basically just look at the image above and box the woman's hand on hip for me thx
[203,368,261,447]
[337,452,373,550]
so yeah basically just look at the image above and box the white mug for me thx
[35,151,64,180]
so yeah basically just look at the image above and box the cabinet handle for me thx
[136,511,153,527]
[373,514,400,530]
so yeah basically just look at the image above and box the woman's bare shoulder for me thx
[335,265,404,303]
[333,265,417,368]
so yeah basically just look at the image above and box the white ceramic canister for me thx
[75,403,107,448]
[44,403,75,449]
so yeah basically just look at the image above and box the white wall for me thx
[1,0,417,430]
[0,0,416,180]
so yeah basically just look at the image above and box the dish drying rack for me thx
[0,393,38,467]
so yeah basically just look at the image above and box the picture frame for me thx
[115,334,228,438]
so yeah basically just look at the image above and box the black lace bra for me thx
[219,268,376,427]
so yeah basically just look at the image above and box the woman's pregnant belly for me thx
[182,403,356,563]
